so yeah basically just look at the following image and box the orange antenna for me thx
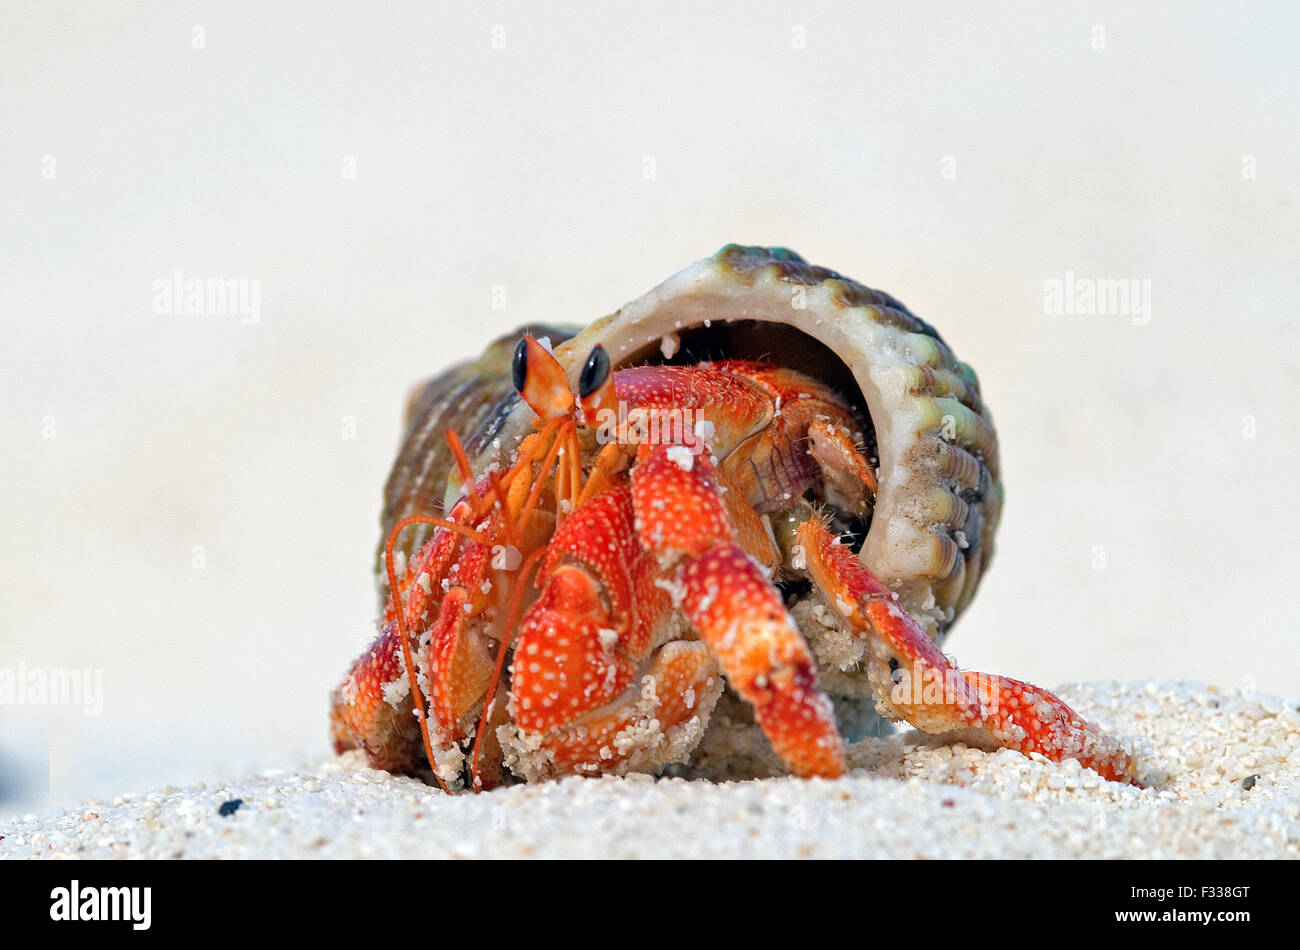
[554,439,569,528]
[387,513,488,549]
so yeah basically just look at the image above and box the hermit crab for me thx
[331,245,1137,791]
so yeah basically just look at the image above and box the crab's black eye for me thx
[578,345,610,399]
[511,338,528,394]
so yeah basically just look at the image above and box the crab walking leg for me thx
[632,445,847,779]
[957,672,1138,784]
[796,519,1138,784]
[331,623,423,772]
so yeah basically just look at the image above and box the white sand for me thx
[4,680,1296,859]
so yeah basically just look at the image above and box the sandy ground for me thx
[2,680,1296,859]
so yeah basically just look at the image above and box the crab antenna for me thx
[552,421,584,526]
[513,336,574,421]
[554,432,569,526]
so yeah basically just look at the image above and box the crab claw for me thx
[511,563,638,735]
[796,518,1139,784]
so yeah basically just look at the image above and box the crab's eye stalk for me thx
[577,344,617,427]
[511,335,574,421]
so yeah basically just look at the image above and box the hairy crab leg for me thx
[796,518,1139,784]
[631,444,846,779]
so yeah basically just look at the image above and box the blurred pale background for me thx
[2,1,1297,816]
